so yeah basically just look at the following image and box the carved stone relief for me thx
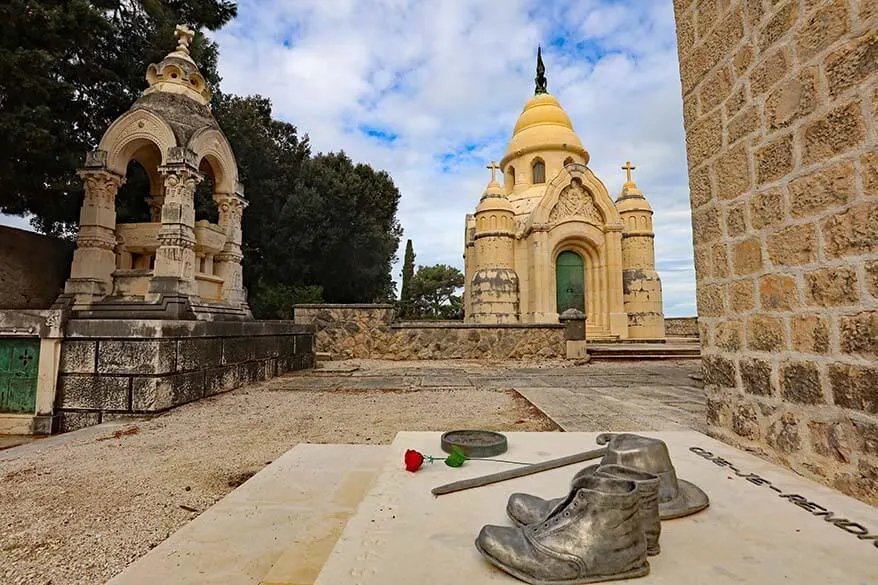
[548,182,603,225]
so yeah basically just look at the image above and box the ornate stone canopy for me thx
[61,25,250,320]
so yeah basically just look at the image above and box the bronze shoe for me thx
[507,464,661,555]
[507,433,708,528]
[477,475,649,584]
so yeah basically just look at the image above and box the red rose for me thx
[404,449,425,472]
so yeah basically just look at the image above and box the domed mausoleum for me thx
[463,49,665,340]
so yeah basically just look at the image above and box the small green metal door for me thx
[555,251,585,314]
[0,339,39,413]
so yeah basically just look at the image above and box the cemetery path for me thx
[0,358,704,585]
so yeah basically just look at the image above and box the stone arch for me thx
[505,165,516,192]
[527,163,622,231]
[188,128,239,194]
[563,156,575,167]
[99,109,177,175]
[549,234,606,329]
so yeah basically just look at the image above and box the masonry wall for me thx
[665,316,700,337]
[674,0,876,503]
[0,226,73,309]
[294,304,566,359]
[56,319,315,432]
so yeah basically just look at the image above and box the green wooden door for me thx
[555,251,585,314]
[0,339,39,413]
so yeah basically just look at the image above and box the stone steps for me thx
[586,343,701,360]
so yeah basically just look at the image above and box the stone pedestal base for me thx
[54,319,315,432]
[314,431,878,585]
[566,339,589,359]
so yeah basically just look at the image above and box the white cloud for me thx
[1,0,696,317]
[207,0,697,316]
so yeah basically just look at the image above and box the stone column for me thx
[65,160,125,305]
[213,192,248,307]
[605,226,628,338]
[148,165,200,299]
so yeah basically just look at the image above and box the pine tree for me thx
[399,239,416,317]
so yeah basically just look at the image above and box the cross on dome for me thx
[622,161,636,183]
[487,161,501,183]
[174,24,194,55]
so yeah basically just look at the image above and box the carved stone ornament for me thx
[548,181,602,225]
[79,170,125,208]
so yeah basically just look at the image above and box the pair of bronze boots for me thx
[475,464,661,585]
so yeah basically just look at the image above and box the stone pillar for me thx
[213,192,248,308]
[148,165,200,299]
[560,308,589,360]
[604,226,629,338]
[65,155,125,306]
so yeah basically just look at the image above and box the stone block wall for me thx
[674,0,877,503]
[294,304,566,359]
[56,319,315,431]
[665,317,700,337]
[0,226,73,309]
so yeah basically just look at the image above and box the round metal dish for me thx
[440,430,508,458]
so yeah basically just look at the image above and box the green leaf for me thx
[444,446,467,468]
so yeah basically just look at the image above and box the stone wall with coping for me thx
[674,0,877,503]
[293,304,566,359]
[56,319,315,432]
[0,226,73,309]
[665,317,699,337]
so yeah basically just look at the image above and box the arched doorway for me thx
[555,250,585,313]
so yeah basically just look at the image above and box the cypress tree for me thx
[399,239,416,317]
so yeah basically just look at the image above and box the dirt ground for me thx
[0,368,557,585]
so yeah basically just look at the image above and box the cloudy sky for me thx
[1,0,697,316]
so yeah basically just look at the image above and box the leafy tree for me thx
[409,264,464,319]
[398,239,415,317]
[211,93,311,296]
[248,283,323,320]
[292,152,402,303]
[213,96,402,313]
[0,0,237,236]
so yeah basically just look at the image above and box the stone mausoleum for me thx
[463,50,666,340]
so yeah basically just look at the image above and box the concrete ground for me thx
[0,358,705,585]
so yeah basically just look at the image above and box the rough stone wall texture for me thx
[665,317,700,337]
[0,226,73,309]
[294,304,566,359]
[56,320,315,432]
[674,0,877,503]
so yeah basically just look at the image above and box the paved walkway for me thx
[305,359,706,432]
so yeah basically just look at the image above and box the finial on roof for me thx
[486,160,501,185]
[535,46,548,95]
[174,24,194,55]
[619,160,644,198]
[622,161,636,185]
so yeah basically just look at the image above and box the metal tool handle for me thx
[431,447,606,496]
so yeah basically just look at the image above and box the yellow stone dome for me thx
[502,93,589,165]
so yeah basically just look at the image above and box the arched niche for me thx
[531,157,546,184]
[99,109,177,175]
[116,140,163,223]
